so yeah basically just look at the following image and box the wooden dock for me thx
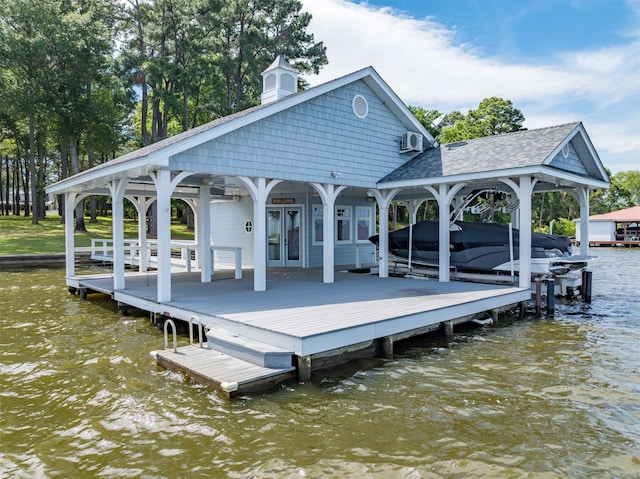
[70,268,530,397]
[152,345,297,397]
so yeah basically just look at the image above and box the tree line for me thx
[0,0,327,227]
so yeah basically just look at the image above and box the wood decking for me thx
[70,267,530,396]
[152,345,297,396]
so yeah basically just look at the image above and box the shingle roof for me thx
[380,122,581,183]
[85,104,264,173]
[588,206,640,222]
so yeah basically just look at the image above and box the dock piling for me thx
[581,270,593,303]
[535,278,542,317]
[297,356,312,382]
[381,337,394,359]
[546,279,555,317]
[519,301,527,319]
[440,320,454,337]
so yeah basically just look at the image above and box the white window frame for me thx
[335,206,352,244]
[355,206,373,243]
[312,205,324,245]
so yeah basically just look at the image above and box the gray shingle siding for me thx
[549,142,588,175]
[171,81,413,188]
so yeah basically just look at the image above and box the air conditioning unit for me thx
[400,131,423,152]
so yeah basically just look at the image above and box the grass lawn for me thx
[0,214,195,255]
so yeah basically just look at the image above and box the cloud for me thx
[301,0,640,173]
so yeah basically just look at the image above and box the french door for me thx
[266,206,303,267]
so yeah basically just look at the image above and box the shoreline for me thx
[0,253,92,269]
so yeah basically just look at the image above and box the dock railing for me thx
[80,239,242,278]
[89,238,140,264]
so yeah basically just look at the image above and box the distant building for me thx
[576,206,640,245]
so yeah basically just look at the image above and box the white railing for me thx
[89,238,140,264]
[82,239,242,278]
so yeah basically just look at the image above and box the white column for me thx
[437,184,451,282]
[183,198,199,268]
[252,178,269,291]
[155,170,173,302]
[403,199,425,272]
[577,187,590,256]
[64,192,77,278]
[368,189,400,278]
[425,183,466,283]
[109,179,129,291]
[128,195,151,272]
[310,183,347,283]
[139,198,152,272]
[501,177,536,288]
[378,204,390,277]
[237,176,282,291]
[199,186,212,282]
[322,187,336,283]
[516,177,535,289]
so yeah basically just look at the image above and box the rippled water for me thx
[1,249,639,478]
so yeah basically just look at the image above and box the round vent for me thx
[352,94,368,118]
[562,144,569,158]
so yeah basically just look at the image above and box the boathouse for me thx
[575,205,640,246]
[46,57,610,396]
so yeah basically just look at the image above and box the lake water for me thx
[1,248,639,478]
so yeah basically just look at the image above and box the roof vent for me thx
[352,94,368,118]
[400,132,423,153]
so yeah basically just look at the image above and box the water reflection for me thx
[1,249,639,478]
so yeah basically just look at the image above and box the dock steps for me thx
[151,345,297,398]
[206,327,295,368]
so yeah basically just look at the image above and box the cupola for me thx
[260,55,299,105]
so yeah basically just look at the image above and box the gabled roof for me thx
[587,206,640,222]
[46,66,435,195]
[379,122,609,188]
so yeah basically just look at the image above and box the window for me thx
[313,206,323,244]
[356,207,372,242]
[313,205,368,245]
[336,207,351,243]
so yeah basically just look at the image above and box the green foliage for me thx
[607,170,639,208]
[531,191,579,231]
[551,217,576,237]
[118,0,327,145]
[407,105,442,139]
[0,0,132,225]
[589,169,639,214]
[438,97,525,144]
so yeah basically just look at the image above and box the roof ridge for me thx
[441,121,581,147]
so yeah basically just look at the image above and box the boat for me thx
[369,220,592,277]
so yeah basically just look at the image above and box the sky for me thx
[299,0,640,174]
